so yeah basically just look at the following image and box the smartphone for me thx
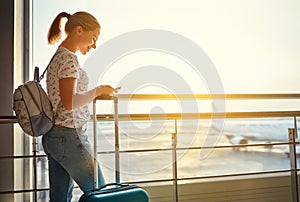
[115,86,121,92]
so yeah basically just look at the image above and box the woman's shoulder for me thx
[56,47,76,59]
[51,47,79,68]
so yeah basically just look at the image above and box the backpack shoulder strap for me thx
[39,51,59,81]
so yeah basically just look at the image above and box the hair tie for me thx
[66,13,71,19]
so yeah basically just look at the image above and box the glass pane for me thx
[177,146,291,179]
[221,117,295,143]
[100,151,173,183]
[37,156,49,189]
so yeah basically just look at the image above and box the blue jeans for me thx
[42,127,105,202]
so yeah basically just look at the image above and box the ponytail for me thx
[47,12,71,44]
[47,11,100,45]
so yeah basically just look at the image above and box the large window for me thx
[33,0,300,95]
[28,1,300,201]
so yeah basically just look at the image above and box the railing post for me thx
[288,127,299,202]
[113,96,120,184]
[32,137,38,202]
[93,99,98,188]
[172,132,178,202]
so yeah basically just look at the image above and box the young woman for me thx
[42,11,116,201]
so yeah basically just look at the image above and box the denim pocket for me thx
[77,134,93,155]
[46,136,65,162]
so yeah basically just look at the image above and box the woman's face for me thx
[77,28,100,55]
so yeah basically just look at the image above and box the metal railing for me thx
[1,94,300,202]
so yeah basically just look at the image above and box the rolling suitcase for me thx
[79,95,149,202]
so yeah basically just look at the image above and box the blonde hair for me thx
[47,11,100,44]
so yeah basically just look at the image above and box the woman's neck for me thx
[59,37,77,53]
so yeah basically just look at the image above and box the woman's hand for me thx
[95,85,117,97]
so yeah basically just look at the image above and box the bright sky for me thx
[33,0,300,96]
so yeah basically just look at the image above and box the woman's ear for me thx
[75,25,83,36]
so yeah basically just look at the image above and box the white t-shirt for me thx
[46,47,90,128]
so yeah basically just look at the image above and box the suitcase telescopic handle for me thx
[95,95,118,101]
[92,183,131,191]
[93,95,120,188]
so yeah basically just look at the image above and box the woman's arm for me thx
[59,78,115,110]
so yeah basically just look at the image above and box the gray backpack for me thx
[13,66,54,137]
